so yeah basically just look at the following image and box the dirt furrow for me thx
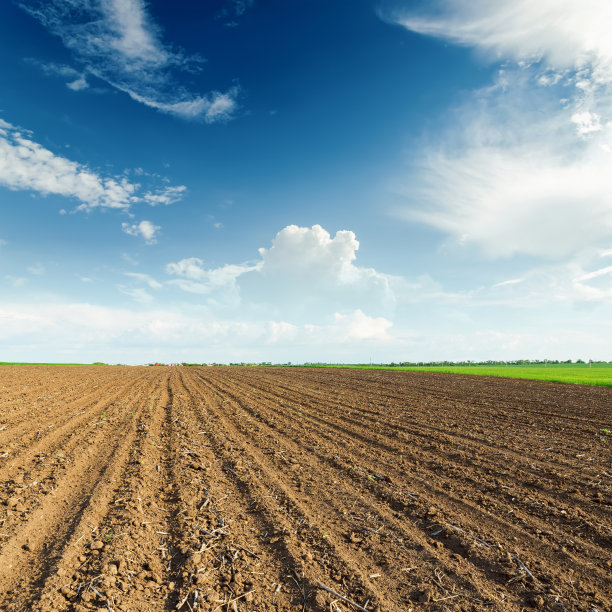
[189,370,544,610]
[0,371,162,610]
[0,372,157,553]
[207,369,610,555]
[229,369,604,484]
[161,370,303,610]
[185,369,493,610]
[0,365,609,612]
[191,367,610,611]
[33,373,173,611]
[0,368,140,446]
[0,369,155,480]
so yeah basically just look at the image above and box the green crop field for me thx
[311,363,612,387]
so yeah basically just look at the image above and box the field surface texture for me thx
[321,365,612,387]
[0,366,609,612]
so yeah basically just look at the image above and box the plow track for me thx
[0,366,609,611]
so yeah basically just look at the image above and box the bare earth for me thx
[0,366,609,612]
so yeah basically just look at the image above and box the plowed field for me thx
[0,366,609,612]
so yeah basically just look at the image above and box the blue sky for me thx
[1,0,611,363]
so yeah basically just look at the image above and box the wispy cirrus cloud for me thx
[142,185,186,206]
[0,117,185,211]
[27,263,45,275]
[124,272,162,289]
[19,0,239,121]
[390,0,612,259]
[24,58,90,90]
[391,0,612,77]
[119,86,239,122]
[217,0,255,27]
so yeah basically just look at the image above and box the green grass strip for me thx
[305,363,612,387]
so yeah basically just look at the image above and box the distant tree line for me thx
[341,359,605,366]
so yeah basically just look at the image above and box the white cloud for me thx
[142,185,186,206]
[124,272,162,290]
[391,1,612,259]
[27,263,45,275]
[166,257,207,280]
[0,302,395,363]
[571,111,602,136]
[101,0,168,65]
[0,239,7,247]
[484,250,612,305]
[492,278,523,288]
[0,118,185,211]
[393,0,612,79]
[5,276,26,288]
[333,310,392,342]
[404,127,612,258]
[241,224,396,312]
[576,265,612,283]
[20,0,239,121]
[118,286,154,303]
[67,76,89,91]
[122,87,238,122]
[166,258,256,297]
[4,296,608,363]
[121,220,161,244]
[25,59,90,90]
[166,225,398,316]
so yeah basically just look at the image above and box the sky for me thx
[0,0,611,364]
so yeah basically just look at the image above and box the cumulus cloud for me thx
[0,118,185,211]
[121,220,161,244]
[333,310,392,342]
[240,224,397,314]
[20,0,239,121]
[166,225,398,316]
[391,0,612,259]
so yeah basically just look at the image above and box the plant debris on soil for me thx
[0,365,609,611]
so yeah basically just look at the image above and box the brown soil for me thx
[0,365,609,612]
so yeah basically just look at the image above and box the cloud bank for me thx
[0,302,393,363]
[392,0,612,259]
